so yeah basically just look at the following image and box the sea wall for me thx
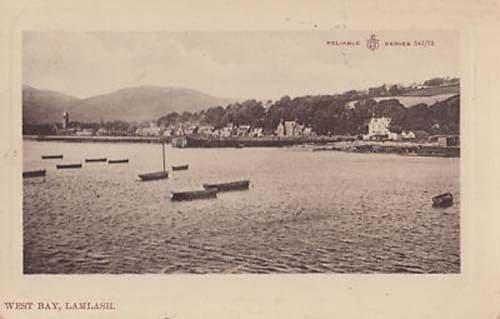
[23,135,169,143]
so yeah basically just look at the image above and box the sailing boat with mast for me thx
[138,137,169,181]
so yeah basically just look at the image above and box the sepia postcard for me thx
[1,1,500,318]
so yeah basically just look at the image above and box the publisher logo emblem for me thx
[366,34,380,51]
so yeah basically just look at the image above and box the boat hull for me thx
[432,192,454,208]
[23,169,46,178]
[171,189,217,201]
[202,180,250,191]
[42,155,63,159]
[172,165,189,171]
[56,164,82,169]
[108,159,129,164]
[138,171,168,181]
[85,158,107,162]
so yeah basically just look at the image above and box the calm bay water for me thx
[23,140,460,274]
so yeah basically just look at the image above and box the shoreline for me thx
[23,135,167,143]
[311,143,459,158]
[23,135,459,158]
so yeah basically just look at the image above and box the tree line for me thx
[158,93,460,136]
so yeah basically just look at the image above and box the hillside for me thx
[401,84,459,96]
[22,85,80,124]
[346,93,457,109]
[23,85,236,123]
[158,92,459,136]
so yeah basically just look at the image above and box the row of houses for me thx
[137,120,317,138]
[275,120,315,137]
[194,124,265,138]
[53,112,456,145]
[135,122,266,138]
[54,127,114,136]
[56,118,410,141]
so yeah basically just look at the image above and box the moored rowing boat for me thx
[139,138,168,181]
[56,163,82,169]
[108,159,129,164]
[85,158,107,162]
[172,164,189,171]
[202,180,250,191]
[170,188,217,201]
[23,169,46,178]
[42,154,63,159]
[138,171,168,181]
[432,192,453,208]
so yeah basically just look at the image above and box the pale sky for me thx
[23,31,459,100]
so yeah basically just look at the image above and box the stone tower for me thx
[62,112,69,129]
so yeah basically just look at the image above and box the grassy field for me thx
[373,93,458,108]
[401,84,459,96]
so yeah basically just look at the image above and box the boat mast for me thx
[162,139,166,172]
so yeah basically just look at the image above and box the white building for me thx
[303,127,314,136]
[276,120,305,137]
[363,117,399,140]
[368,117,391,136]
[250,127,263,137]
[401,130,416,139]
[163,129,172,137]
[75,128,94,136]
[198,125,214,136]
[276,120,285,137]
[388,132,399,140]
[237,125,251,136]
[136,127,161,136]
[136,121,162,136]
[220,127,232,137]
[284,121,297,136]
[295,124,306,136]
[96,128,109,136]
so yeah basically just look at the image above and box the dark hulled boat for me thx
[432,192,454,208]
[172,164,189,171]
[108,159,129,164]
[85,158,107,162]
[56,163,82,169]
[202,180,250,191]
[23,169,46,178]
[170,188,217,201]
[42,154,63,159]
[138,171,169,181]
[138,138,169,181]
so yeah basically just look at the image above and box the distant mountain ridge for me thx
[23,85,237,124]
[23,85,80,124]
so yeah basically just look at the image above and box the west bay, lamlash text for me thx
[65,302,115,310]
